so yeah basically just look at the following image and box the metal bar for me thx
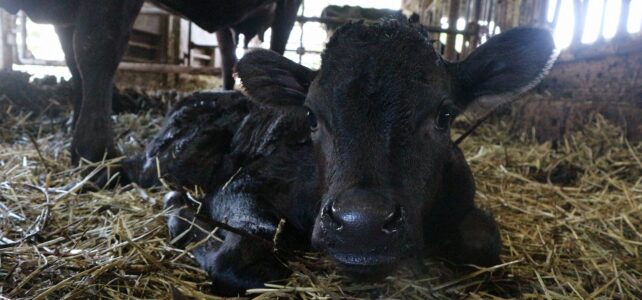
[295,15,474,36]
[15,59,221,75]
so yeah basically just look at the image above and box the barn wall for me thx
[114,10,222,90]
[401,0,641,142]
[539,37,642,105]
[514,35,642,142]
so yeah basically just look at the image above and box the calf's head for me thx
[237,21,556,277]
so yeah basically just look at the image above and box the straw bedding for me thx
[0,86,640,299]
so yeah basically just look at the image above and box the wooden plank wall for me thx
[404,0,549,60]
[404,0,637,61]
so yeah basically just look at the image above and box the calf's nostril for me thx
[322,201,343,231]
[382,204,404,234]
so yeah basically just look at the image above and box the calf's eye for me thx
[435,108,456,131]
[307,109,318,130]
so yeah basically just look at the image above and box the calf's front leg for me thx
[424,146,501,267]
[164,190,290,296]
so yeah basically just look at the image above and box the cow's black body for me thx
[208,0,301,90]
[0,0,300,182]
[128,21,557,296]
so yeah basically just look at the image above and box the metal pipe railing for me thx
[295,15,476,36]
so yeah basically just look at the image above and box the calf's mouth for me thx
[331,252,400,280]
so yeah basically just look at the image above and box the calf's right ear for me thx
[448,27,558,108]
[236,49,316,107]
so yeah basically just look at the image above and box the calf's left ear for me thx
[236,49,316,107]
[448,27,557,107]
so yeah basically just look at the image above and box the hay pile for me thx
[0,97,640,299]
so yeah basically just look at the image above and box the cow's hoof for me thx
[93,164,132,189]
[67,162,132,193]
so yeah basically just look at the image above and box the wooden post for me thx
[521,0,549,27]
[597,0,608,42]
[571,0,587,46]
[536,0,546,26]
[551,0,562,29]
[466,0,482,55]
[445,0,460,60]
[486,0,495,35]
[166,14,181,87]
[0,10,14,70]
[508,0,522,28]
[495,0,508,32]
[616,0,631,38]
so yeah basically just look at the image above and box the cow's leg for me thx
[55,25,82,128]
[269,0,301,54]
[71,0,142,167]
[424,147,501,267]
[164,191,290,296]
[216,28,237,90]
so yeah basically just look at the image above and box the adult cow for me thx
[218,2,290,90]
[0,0,300,182]
[127,20,557,296]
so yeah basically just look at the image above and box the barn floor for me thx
[0,86,641,299]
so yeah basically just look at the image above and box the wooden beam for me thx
[118,62,221,75]
[15,58,222,75]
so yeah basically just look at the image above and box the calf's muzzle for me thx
[316,188,409,275]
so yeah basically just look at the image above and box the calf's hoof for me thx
[164,192,291,296]
[163,191,211,249]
